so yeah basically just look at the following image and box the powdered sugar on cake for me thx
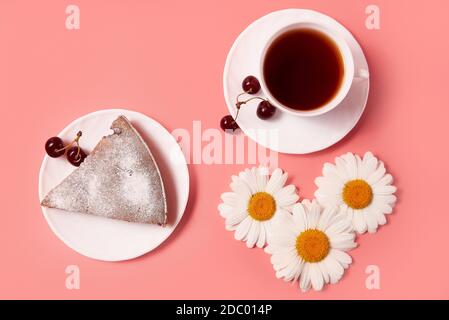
[41,116,167,225]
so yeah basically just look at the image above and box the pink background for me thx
[1,0,448,299]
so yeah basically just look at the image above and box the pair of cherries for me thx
[45,131,87,167]
[220,76,277,132]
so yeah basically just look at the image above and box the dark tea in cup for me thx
[263,28,344,111]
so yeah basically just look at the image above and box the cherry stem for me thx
[56,131,83,154]
[75,142,81,158]
[236,92,247,101]
[234,93,267,121]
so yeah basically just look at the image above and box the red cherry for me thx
[45,137,65,158]
[242,76,261,94]
[220,115,239,132]
[257,101,276,120]
[66,146,87,167]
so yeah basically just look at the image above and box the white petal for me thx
[292,203,308,232]
[372,199,394,214]
[317,261,330,284]
[264,244,274,254]
[225,223,237,231]
[315,191,342,208]
[221,192,237,206]
[310,264,325,291]
[249,167,264,192]
[271,248,297,270]
[301,199,313,212]
[255,167,268,192]
[230,178,252,200]
[315,175,345,195]
[373,185,397,195]
[322,162,345,182]
[342,152,358,179]
[270,209,298,234]
[307,201,321,229]
[263,220,274,244]
[375,211,387,226]
[246,220,261,248]
[314,176,326,187]
[361,152,378,179]
[274,185,299,209]
[256,223,266,248]
[265,168,287,194]
[239,169,257,194]
[276,258,300,281]
[377,174,394,187]
[261,220,276,242]
[330,235,357,251]
[315,181,344,197]
[293,259,304,283]
[323,256,344,284]
[318,206,339,231]
[335,156,350,179]
[218,203,232,218]
[374,194,397,205]
[367,164,386,184]
[234,216,252,241]
[352,211,368,234]
[269,233,296,248]
[340,205,354,225]
[328,231,355,244]
[299,263,312,292]
[225,210,248,226]
[355,155,363,179]
[364,209,379,233]
[330,249,352,268]
[363,151,375,160]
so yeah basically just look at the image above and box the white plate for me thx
[38,109,189,261]
[223,9,370,154]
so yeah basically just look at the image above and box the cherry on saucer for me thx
[219,75,277,133]
[45,131,87,167]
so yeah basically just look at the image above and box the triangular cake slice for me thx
[41,115,167,225]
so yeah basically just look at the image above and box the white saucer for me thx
[223,9,370,154]
[38,109,189,261]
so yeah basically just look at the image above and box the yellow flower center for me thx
[296,229,330,263]
[342,179,373,209]
[247,192,276,221]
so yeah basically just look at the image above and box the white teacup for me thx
[259,22,367,117]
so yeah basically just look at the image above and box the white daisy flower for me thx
[218,166,299,248]
[314,152,397,234]
[265,200,356,292]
